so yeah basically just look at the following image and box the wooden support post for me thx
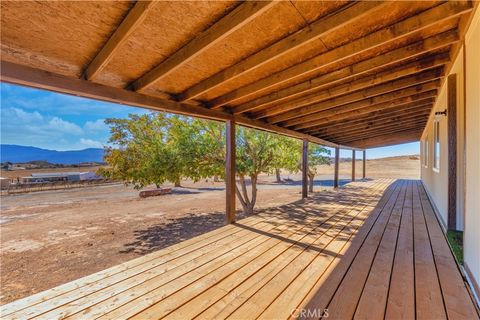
[225,120,236,223]
[352,150,356,182]
[363,150,366,179]
[334,147,340,189]
[447,74,457,230]
[302,140,308,199]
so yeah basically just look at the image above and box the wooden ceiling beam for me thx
[348,131,422,149]
[1,61,363,150]
[248,54,448,118]
[312,107,432,136]
[334,124,427,144]
[286,80,440,130]
[320,116,429,139]
[308,105,433,135]
[130,1,276,92]
[299,91,437,132]
[83,1,157,81]
[270,70,442,125]
[178,1,386,103]
[233,31,458,115]
[208,1,471,108]
[305,101,434,133]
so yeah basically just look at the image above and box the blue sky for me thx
[1,83,148,150]
[1,83,419,158]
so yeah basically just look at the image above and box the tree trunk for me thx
[174,177,181,187]
[235,174,258,215]
[308,173,315,193]
[275,168,282,183]
[213,175,220,182]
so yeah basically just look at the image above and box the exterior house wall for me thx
[420,7,480,303]
[464,9,480,303]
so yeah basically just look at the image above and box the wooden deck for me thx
[2,179,478,320]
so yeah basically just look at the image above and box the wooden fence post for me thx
[225,120,236,223]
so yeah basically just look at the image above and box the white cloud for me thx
[84,119,107,132]
[79,138,104,148]
[47,117,83,135]
[1,107,94,150]
[10,107,43,122]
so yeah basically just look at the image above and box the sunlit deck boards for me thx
[1,179,478,320]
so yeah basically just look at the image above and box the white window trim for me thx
[433,120,440,173]
[423,137,429,168]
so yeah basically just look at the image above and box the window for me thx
[423,136,429,167]
[433,120,440,171]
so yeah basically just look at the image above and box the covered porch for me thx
[2,179,477,319]
[1,1,480,318]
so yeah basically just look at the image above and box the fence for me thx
[1,179,119,195]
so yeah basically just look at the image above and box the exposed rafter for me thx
[348,130,423,149]
[83,1,157,81]
[320,117,429,140]
[177,1,387,103]
[285,80,440,130]
[232,31,458,115]
[207,1,471,108]
[335,125,427,144]
[308,103,434,134]
[300,92,437,132]
[130,1,276,92]
[253,60,447,119]
[269,71,443,126]
[313,107,433,136]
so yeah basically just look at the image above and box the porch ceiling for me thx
[0,1,475,149]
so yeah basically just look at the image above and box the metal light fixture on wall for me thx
[434,109,447,121]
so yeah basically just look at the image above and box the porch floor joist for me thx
[2,179,478,319]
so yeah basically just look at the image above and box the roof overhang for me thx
[0,1,476,149]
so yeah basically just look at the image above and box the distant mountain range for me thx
[0,145,105,165]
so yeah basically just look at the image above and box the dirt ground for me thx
[0,156,419,304]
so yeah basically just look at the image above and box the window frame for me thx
[423,136,429,168]
[433,120,440,172]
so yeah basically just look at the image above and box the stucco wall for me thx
[464,8,480,302]
[420,52,462,229]
[420,6,479,303]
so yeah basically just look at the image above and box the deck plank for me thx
[91,201,344,317]
[123,180,390,319]
[385,179,416,319]
[418,181,479,320]
[323,180,406,319]
[2,179,477,320]
[256,181,392,319]
[196,180,391,320]
[353,179,409,319]
[39,216,305,319]
[412,180,447,320]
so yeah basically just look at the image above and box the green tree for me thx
[100,113,226,189]
[168,116,225,182]
[306,144,331,192]
[235,127,280,215]
[270,135,301,182]
[99,113,187,188]
[99,112,330,215]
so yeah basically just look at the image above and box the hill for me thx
[0,145,104,165]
